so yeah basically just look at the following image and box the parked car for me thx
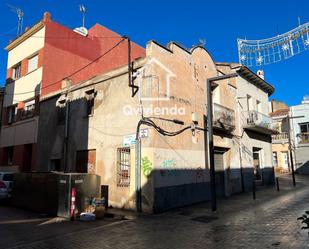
[0,172,14,200]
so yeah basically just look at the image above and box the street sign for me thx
[123,129,148,146]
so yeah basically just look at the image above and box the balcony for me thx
[298,132,309,144]
[272,132,289,144]
[244,110,279,135]
[213,103,235,132]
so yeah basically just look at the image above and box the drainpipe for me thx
[63,92,70,173]
[237,100,245,192]
[135,136,142,212]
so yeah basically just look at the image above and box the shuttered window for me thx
[28,54,38,73]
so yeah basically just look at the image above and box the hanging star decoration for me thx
[282,44,289,51]
[256,56,263,64]
[240,54,246,61]
[237,21,309,66]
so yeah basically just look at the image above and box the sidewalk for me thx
[3,174,309,249]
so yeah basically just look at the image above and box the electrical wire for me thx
[0,33,123,39]
[136,117,193,140]
[4,37,127,96]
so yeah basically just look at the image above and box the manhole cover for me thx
[191,215,218,223]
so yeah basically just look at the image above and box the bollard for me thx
[276,177,280,192]
[252,180,256,200]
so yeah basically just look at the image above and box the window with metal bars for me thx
[117,147,130,187]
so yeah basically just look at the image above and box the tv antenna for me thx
[7,4,24,37]
[79,4,86,27]
[198,38,206,47]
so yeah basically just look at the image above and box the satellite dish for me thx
[74,27,88,36]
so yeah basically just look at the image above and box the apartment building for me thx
[37,40,277,212]
[290,97,309,173]
[216,64,276,189]
[0,12,145,171]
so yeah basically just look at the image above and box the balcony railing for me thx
[244,110,278,135]
[213,103,235,131]
[272,132,289,143]
[298,132,309,144]
[246,110,272,128]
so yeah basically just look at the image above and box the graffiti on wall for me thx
[159,158,180,177]
[142,156,153,177]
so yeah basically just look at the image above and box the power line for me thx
[0,33,122,39]
[5,37,127,96]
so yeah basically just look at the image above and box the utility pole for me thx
[286,114,304,186]
[206,73,238,212]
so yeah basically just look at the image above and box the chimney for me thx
[43,12,52,22]
[257,70,264,80]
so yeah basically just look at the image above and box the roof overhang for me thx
[236,66,275,96]
[5,21,45,51]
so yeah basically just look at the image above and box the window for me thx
[27,54,38,73]
[22,99,35,119]
[50,159,61,171]
[117,147,130,186]
[76,150,96,174]
[3,174,14,181]
[7,105,17,124]
[272,152,278,167]
[282,152,289,169]
[85,89,95,116]
[300,123,309,133]
[12,63,21,80]
[299,123,309,144]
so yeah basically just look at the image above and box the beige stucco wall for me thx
[236,75,273,169]
[7,27,45,68]
[143,42,218,191]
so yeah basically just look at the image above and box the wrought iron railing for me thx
[246,110,274,129]
[213,103,235,131]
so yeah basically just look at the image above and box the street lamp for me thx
[206,73,238,212]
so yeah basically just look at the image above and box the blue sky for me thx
[0,0,308,106]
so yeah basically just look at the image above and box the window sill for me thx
[25,67,40,77]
